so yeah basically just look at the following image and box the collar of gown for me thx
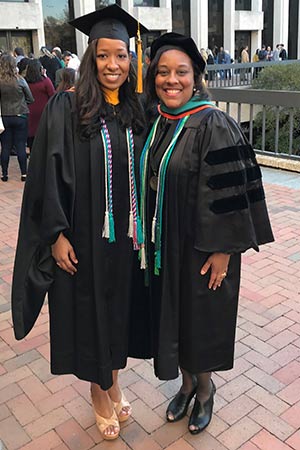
[158,96,215,119]
[102,87,120,105]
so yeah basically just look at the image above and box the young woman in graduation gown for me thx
[140,33,274,434]
[12,5,151,441]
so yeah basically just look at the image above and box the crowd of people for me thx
[193,43,288,82]
[252,43,287,62]
[0,45,80,181]
[10,3,274,444]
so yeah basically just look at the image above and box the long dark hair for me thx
[75,39,145,139]
[57,68,75,92]
[25,59,43,83]
[145,46,210,104]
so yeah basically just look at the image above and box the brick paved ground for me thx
[0,158,300,450]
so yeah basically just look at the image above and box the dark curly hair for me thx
[145,46,210,104]
[75,39,145,139]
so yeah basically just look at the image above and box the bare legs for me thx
[91,370,131,439]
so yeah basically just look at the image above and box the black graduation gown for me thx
[147,107,274,380]
[12,92,151,389]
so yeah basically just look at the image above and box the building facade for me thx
[0,0,299,60]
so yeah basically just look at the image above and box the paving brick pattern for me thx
[1,159,300,450]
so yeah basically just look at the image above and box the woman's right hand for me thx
[51,232,78,275]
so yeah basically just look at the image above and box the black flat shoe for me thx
[166,383,197,422]
[1,176,8,182]
[188,380,216,434]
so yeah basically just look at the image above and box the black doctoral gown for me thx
[12,92,151,389]
[146,107,274,380]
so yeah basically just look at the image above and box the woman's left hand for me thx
[200,253,231,290]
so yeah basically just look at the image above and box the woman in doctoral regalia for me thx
[12,5,150,441]
[140,32,274,434]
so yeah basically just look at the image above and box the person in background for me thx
[279,44,287,60]
[240,45,249,81]
[266,45,273,61]
[17,57,30,77]
[56,67,75,92]
[206,48,215,82]
[258,45,267,61]
[142,31,274,435]
[68,53,81,72]
[0,54,34,181]
[224,49,232,79]
[216,46,226,79]
[14,47,25,64]
[273,44,280,61]
[52,47,64,68]
[143,46,151,78]
[55,51,73,87]
[39,46,61,87]
[25,58,55,152]
[12,4,149,442]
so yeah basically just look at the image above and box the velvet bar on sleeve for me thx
[188,109,274,254]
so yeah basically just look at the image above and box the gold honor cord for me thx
[136,21,143,94]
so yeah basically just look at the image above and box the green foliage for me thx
[252,64,300,91]
[253,107,300,155]
[252,64,300,155]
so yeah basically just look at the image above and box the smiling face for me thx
[155,49,195,109]
[96,38,131,91]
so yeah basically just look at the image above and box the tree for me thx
[44,7,76,54]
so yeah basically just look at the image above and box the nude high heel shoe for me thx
[91,394,120,440]
[113,391,132,422]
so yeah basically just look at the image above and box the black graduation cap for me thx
[150,32,206,73]
[69,4,148,45]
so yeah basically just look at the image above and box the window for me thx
[0,31,32,55]
[172,0,190,36]
[235,0,251,10]
[208,0,224,53]
[42,0,76,53]
[95,0,121,8]
[262,0,273,49]
[134,0,159,5]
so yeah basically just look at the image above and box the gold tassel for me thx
[136,22,143,94]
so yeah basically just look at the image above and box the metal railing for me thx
[209,87,300,158]
[206,59,300,88]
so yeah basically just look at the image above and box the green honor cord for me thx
[140,115,190,275]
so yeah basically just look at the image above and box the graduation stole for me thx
[100,118,143,250]
[140,98,216,275]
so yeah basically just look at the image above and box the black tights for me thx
[180,368,212,402]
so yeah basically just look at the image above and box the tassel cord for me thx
[151,117,190,274]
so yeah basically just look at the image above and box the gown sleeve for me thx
[12,92,76,340]
[193,108,274,254]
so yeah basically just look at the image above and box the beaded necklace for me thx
[100,118,142,250]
